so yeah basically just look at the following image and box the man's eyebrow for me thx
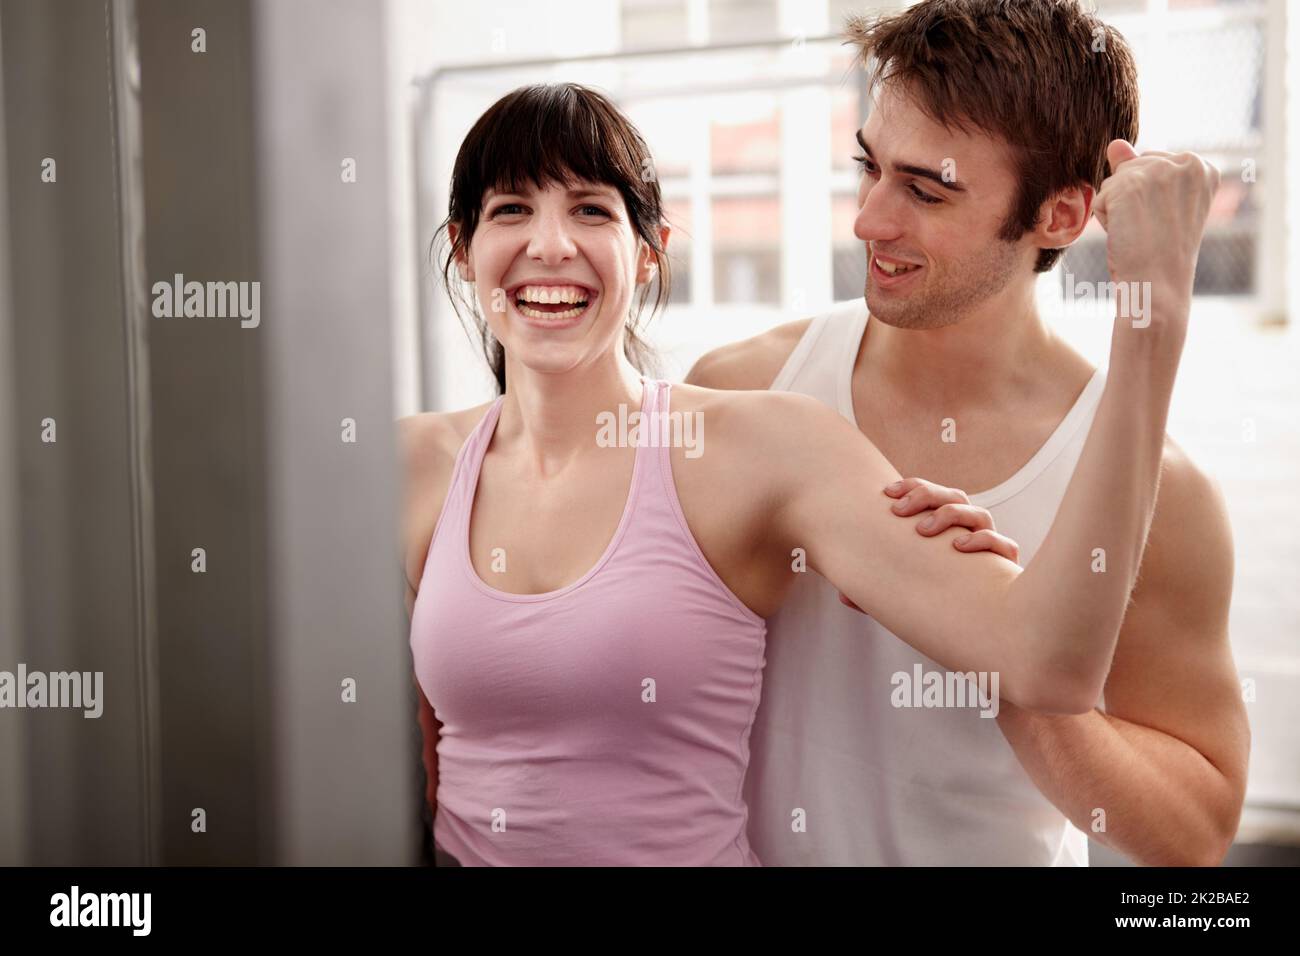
[856,130,968,193]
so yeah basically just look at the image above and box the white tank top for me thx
[743,298,1108,866]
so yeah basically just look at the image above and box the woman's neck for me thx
[494,355,645,477]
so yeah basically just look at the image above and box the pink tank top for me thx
[409,377,768,866]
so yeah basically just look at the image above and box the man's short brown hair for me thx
[846,0,1139,272]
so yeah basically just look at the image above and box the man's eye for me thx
[852,154,876,174]
[908,184,941,205]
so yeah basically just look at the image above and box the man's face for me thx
[853,81,1034,330]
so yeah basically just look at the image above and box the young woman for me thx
[401,84,1202,866]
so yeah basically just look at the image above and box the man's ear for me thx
[1036,183,1094,252]
[635,224,670,284]
[447,222,474,282]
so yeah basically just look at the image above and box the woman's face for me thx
[457,178,661,379]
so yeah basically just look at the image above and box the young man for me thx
[689,0,1249,866]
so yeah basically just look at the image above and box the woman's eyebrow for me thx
[483,187,615,202]
[567,187,618,201]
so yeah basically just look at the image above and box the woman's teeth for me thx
[518,302,587,319]
[514,284,591,320]
[517,284,589,304]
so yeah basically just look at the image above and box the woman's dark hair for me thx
[434,83,671,395]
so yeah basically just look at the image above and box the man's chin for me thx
[865,287,922,329]
[866,283,974,331]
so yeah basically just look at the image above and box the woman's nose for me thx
[526,212,577,263]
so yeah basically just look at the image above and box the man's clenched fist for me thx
[1092,139,1221,317]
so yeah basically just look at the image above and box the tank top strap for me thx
[634,375,672,463]
[445,395,506,534]
[631,376,688,513]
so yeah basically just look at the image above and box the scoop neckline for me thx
[460,377,653,603]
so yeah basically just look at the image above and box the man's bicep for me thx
[1102,453,1248,776]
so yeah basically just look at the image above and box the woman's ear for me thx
[447,222,475,282]
[635,224,670,283]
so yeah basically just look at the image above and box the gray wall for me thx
[0,0,418,865]
[251,0,418,866]
[136,0,268,866]
[1,0,160,866]
[0,0,25,868]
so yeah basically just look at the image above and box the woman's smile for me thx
[507,280,599,327]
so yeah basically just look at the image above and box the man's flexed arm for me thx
[769,143,1220,713]
[762,375,1148,714]
[999,140,1218,707]
[995,444,1249,865]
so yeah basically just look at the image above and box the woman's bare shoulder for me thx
[396,401,496,592]
[664,381,860,512]
[666,380,846,443]
[397,402,496,471]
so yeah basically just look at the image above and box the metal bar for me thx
[105,0,163,869]
[412,32,849,88]
[0,0,28,870]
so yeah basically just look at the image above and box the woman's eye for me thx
[577,204,610,217]
[908,184,942,205]
[490,203,526,217]
[852,154,876,175]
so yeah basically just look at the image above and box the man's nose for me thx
[526,211,577,263]
[853,180,906,245]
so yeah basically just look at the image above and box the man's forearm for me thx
[1006,312,1183,706]
[997,703,1240,866]
[1005,142,1221,708]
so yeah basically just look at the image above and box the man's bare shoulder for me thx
[683,318,814,391]
[1140,436,1233,604]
